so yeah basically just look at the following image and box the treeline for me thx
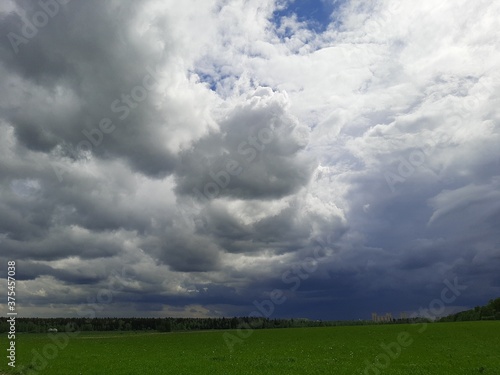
[439,297,500,322]
[0,316,391,334]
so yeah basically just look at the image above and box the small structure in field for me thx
[48,328,58,333]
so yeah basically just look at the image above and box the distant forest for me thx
[439,297,500,322]
[0,316,424,334]
[3,297,497,334]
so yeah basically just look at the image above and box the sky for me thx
[0,0,499,321]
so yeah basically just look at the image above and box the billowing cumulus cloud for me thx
[0,0,499,320]
[175,87,315,201]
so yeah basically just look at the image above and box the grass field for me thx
[2,321,499,375]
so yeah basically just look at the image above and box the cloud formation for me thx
[0,0,499,319]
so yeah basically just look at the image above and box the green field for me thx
[2,321,499,375]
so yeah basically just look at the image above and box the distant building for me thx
[371,312,393,322]
[48,328,58,333]
[400,312,408,320]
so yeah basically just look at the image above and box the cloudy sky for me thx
[1,0,499,320]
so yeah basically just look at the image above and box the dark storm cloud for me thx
[0,225,123,261]
[199,202,307,253]
[14,260,102,284]
[158,232,223,272]
[194,197,346,257]
[329,136,500,314]
[1,0,178,177]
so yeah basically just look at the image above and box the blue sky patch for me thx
[195,71,218,92]
[272,0,343,34]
